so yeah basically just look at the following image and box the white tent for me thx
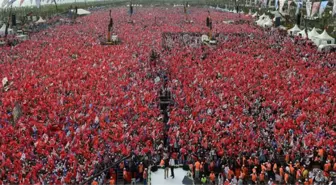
[76,9,91,15]
[315,30,335,46]
[256,15,270,26]
[308,27,319,39]
[297,29,307,39]
[308,27,320,45]
[36,17,46,24]
[259,13,267,19]
[263,18,273,28]
[0,24,14,36]
[287,24,301,36]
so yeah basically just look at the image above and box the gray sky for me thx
[1,0,98,8]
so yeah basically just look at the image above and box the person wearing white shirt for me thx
[169,157,175,178]
[218,173,224,185]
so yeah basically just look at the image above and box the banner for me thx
[35,0,41,8]
[279,0,286,12]
[19,0,25,6]
[306,1,312,17]
[319,1,328,17]
[288,0,292,13]
[311,2,320,17]
[275,0,279,10]
[7,0,16,7]
[295,0,303,15]
[334,0,336,16]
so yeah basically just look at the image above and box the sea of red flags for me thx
[0,7,335,184]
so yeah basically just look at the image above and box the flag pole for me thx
[5,4,13,39]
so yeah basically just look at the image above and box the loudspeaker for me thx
[12,14,16,26]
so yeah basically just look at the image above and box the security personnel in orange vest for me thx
[109,176,116,185]
[259,171,265,184]
[324,161,331,172]
[227,168,234,181]
[251,172,257,184]
[123,168,128,184]
[209,171,216,184]
[242,165,248,175]
[92,179,98,185]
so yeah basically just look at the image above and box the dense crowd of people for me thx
[0,6,335,185]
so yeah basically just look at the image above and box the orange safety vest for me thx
[251,173,257,182]
[92,181,98,185]
[259,172,265,182]
[308,178,313,185]
[109,179,115,185]
[228,169,234,180]
[210,173,215,181]
[324,163,331,172]
[318,149,324,157]
[234,168,241,178]
[195,161,201,170]
[139,164,144,173]
[160,160,165,166]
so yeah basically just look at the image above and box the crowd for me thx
[0,6,335,185]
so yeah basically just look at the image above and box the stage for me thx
[151,168,188,185]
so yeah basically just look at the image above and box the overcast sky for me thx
[1,0,100,8]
